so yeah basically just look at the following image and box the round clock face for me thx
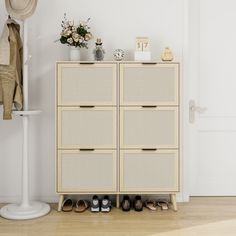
[114,49,124,61]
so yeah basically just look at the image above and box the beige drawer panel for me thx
[120,150,179,192]
[58,107,116,149]
[57,150,117,192]
[57,63,116,105]
[120,107,178,149]
[120,63,179,105]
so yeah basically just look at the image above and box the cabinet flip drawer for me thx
[57,63,117,105]
[57,107,116,149]
[120,106,179,149]
[120,63,179,105]
[57,149,117,192]
[120,149,179,192]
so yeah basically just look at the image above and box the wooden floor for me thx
[1,197,236,236]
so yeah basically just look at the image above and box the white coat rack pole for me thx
[0,18,50,220]
[21,17,29,209]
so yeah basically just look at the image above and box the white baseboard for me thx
[177,193,190,202]
[0,195,59,204]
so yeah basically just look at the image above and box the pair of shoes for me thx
[121,195,143,212]
[145,200,169,211]
[91,195,111,213]
[61,198,89,213]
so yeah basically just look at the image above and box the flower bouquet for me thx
[60,14,92,48]
[59,14,92,60]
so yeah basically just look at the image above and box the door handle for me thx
[142,148,157,151]
[79,149,95,151]
[189,100,207,123]
[141,106,157,108]
[142,62,157,65]
[79,106,95,108]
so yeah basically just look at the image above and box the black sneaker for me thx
[101,195,111,212]
[134,195,143,211]
[91,195,100,212]
[121,195,131,211]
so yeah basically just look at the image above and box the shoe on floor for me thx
[134,195,143,212]
[91,195,100,212]
[74,199,89,213]
[157,200,169,210]
[145,199,157,211]
[61,198,73,212]
[101,195,111,212]
[121,195,131,211]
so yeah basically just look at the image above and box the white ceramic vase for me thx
[69,47,80,61]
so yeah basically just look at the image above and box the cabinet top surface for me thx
[56,61,180,65]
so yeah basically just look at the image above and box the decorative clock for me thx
[113,49,125,61]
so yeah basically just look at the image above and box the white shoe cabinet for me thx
[56,62,180,211]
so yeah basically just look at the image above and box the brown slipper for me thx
[62,198,73,212]
[74,200,89,213]
[157,200,169,210]
[145,200,157,211]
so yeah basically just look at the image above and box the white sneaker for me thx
[101,195,111,213]
[91,195,100,212]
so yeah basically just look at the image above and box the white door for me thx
[187,0,236,196]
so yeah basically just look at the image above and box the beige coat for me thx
[0,19,23,120]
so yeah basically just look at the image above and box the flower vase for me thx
[69,47,80,61]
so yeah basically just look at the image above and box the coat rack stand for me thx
[0,18,50,220]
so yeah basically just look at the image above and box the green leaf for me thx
[60,36,67,44]
[77,27,87,36]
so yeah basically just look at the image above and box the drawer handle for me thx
[142,148,157,151]
[142,62,157,65]
[141,106,157,108]
[79,149,95,151]
[79,106,95,108]
[79,62,95,65]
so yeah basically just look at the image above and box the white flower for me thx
[61,29,72,37]
[84,33,92,41]
[64,21,70,28]
[72,33,80,42]
[72,26,77,32]
[67,37,73,44]
[78,36,84,43]
[68,20,74,27]
[80,21,86,26]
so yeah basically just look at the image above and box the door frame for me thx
[181,0,198,202]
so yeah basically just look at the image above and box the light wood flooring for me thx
[1,197,236,236]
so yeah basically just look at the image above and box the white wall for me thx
[0,0,185,202]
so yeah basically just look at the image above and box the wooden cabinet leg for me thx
[116,194,120,208]
[58,194,64,212]
[170,194,178,211]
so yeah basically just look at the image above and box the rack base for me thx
[0,201,50,220]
